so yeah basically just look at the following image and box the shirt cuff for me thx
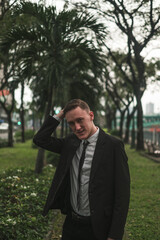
[52,114,61,122]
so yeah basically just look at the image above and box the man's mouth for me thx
[76,130,85,135]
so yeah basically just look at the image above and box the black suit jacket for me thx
[33,116,130,240]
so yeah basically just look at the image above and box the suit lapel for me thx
[90,128,107,183]
[65,136,81,171]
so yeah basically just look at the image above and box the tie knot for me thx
[83,140,89,148]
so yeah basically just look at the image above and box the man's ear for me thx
[89,111,94,120]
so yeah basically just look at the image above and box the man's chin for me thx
[76,133,87,140]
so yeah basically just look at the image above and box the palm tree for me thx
[0,2,105,173]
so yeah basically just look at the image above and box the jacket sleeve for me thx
[108,141,130,239]
[33,115,65,153]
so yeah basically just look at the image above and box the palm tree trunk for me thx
[35,84,53,174]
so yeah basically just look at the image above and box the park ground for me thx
[0,140,160,240]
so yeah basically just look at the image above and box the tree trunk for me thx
[113,115,117,129]
[20,81,25,142]
[130,115,136,149]
[35,148,45,174]
[106,111,115,131]
[124,107,137,144]
[124,110,130,144]
[106,113,112,131]
[35,86,53,174]
[20,109,25,142]
[119,110,125,139]
[136,96,144,150]
[8,112,13,147]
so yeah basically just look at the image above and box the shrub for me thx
[102,128,108,134]
[110,129,120,137]
[46,151,59,167]
[0,138,8,148]
[15,129,35,142]
[0,167,55,240]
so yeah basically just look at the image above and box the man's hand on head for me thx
[56,109,65,120]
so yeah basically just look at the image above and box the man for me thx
[33,99,130,240]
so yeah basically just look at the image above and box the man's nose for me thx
[75,122,81,131]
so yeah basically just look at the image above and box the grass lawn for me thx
[0,141,160,239]
[125,145,160,240]
[0,140,37,171]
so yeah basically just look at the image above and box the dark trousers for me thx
[61,215,98,240]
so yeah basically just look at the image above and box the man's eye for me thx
[78,119,83,123]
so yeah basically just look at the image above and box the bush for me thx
[0,138,8,148]
[0,166,55,240]
[110,129,120,137]
[46,151,59,167]
[15,129,35,142]
[102,128,108,134]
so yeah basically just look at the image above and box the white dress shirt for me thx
[52,115,99,216]
[70,128,99,216]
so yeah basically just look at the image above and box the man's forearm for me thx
[33,115,62,152]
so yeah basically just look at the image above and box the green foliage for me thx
[0,1,105,117]
[102,128,108,134]
[110,129,120,137]
[0,166,55,240]
[46,151,59,168]
[0,138,8,148]
[14,129,35,142]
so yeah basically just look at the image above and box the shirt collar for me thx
[82,127,99,144]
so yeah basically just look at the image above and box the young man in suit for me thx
[33,99,130,240]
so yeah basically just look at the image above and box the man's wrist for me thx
[53,115,61,122]
[54,109,64,120]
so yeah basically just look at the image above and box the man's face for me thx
[65,107,96,140]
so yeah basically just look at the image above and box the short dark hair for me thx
[63,99,90,115]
